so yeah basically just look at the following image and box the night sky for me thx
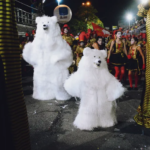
[16,0,142,28]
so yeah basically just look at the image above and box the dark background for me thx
[16,0,142,28]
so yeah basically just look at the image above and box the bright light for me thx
[141,0,149,5]
[57,0,61,5]
[82,2,85,5]
[126,14,133,21]
[86,1,91,6]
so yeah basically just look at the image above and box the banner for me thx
[92,23,110,37]
[112,26,118,30]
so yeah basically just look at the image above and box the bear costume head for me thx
[35,15,61,37]
[79,47,107,70]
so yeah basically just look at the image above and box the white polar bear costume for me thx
[23,16,73,101]
[64,48,126,130]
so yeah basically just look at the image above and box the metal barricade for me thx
[15,8,36,26]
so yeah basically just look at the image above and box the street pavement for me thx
[22,76,150,150]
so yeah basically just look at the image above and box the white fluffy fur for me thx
[23,16,73,101]
[64,48,126,130]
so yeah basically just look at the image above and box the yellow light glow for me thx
[86,1,91,6]
[82,2,85,5]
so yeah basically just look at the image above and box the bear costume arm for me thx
[64,73,81,98]
[106,74,126,101]
[22,42,37,66]
[50,45,73,68]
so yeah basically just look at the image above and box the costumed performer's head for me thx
[131,37,138,45]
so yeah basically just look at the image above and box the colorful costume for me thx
[127,46,141,72]
[110,41,126,66]
[90,38,96,45]
[109,40,127,81]
[75,46,84,66]
[90,31,97,45]
[62,24,75,73]
[0,0,30,149]
[142,33,147,57]
[62,24,74,46]
[106,39,113,50]
[75,33,85,67]
[134,3,150,128]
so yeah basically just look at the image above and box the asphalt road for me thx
[22,76,150,150]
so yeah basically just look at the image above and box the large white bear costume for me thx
[23,16,73,101]
[64,48,126,130]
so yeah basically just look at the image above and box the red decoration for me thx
[127,55,132,59]
[79,31,86,42]
[107,59,110,63]
[142,64,146,70]
[142,33,146,39]
[25,33,29,37]
[92,23,105,37]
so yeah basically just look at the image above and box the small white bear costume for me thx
[64,48,125,130]
[23,16,73,101]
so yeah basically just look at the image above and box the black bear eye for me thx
[94,56,96,57]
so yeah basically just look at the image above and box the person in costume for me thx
[107,30,127,81]
[62,24,75,73]
[137,34,143,47]
[127,37,145,90]
[62,24,74,47]
[75,32,86,67]
[92,36,106,50]
[90,31,97,45]
[134,2,150,129]
[0,0,30,149]
[138,33,147,85]
[142,33,147,57]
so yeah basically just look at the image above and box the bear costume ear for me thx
[83,47,91,56]
[36,17,41,24]
[51,16,58,23]
[100,50,107,58]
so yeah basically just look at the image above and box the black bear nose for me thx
[98,60,101,63]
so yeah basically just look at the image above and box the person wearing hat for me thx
[62,24,75,73]
[62,24,74,47]
[107,30,127,81]
[75,32,86,67]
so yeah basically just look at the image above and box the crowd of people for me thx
[20,23,146,91]
[61,24,147,91]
